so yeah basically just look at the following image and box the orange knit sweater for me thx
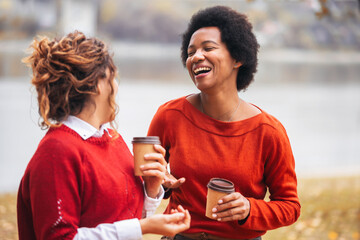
[148,96,300,239]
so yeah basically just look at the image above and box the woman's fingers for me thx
[141,162,166,186]
[211,192,250,221]
[141,170,165,179]
[214,192,243,212]
[212,206,248,221]
[166,206,191,227]
[140,161,166,177]
[140,161,166,172]
[163,172,186,189]
[153,144,166,157]
[177,205,185,212]
[219,192,241,204]
[164,177,186,188]
[141,145,166,167]
[184,209,191,224]
[165,212,186,222]
[144,152,167,166]
[143,206,190,236]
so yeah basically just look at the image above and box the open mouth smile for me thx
[193,67,212,76]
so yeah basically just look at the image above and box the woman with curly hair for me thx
[17,31,190,240]
[148,6,300,240]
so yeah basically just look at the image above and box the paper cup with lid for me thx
[132,136,161,176]
[205,178,235,219]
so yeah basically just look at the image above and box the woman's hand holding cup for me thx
[211,192,250,222]
[205,178,250,222]
[140,144,167,198]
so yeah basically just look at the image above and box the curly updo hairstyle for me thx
[23,31,117,129]
[181,6,259,91]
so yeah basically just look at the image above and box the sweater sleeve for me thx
[241,124,301,231]
[72,186,164,240]
[147,105,171,162]
[147,105,167,145]
[148,106,174,199]
[25,137,83,240]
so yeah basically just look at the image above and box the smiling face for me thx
[186,27,241,92]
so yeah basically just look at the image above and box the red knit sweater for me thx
[17,125,144,240]
[148,96,300,239]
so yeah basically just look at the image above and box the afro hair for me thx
[181,6,259,91]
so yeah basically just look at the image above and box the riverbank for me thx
[1,176,359,240]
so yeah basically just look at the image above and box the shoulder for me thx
[41,125,83,149]
[151,96,188,122]
[30,126,85,167]
[254,110,292,149]
[148,96,189,135]
[156,96,188,113]
[262,112,287,133]
[249,105,284,130]
[247,106,289,139]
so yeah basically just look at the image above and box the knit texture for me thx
[148,96,300,239]
[17,125,144,240]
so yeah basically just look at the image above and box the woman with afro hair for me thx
[148,6,300,240]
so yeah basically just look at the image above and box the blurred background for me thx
[0,0,359,239]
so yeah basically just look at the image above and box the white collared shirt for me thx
[63,115,112,140]
[62,116,164,240]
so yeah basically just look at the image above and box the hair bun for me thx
[23,31,117,129]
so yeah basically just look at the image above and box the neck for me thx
[199,92,241,122]
[75,103,108,130]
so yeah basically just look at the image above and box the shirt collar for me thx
[62,115,111,140]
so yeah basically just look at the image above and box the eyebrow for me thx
[188,40,220,49]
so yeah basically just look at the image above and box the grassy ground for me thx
[1,176,359,240]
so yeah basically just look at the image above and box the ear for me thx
[96,77,107,95]
[234,61,242,69]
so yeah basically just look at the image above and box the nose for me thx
[191,50,205,63]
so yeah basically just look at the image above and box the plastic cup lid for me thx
[207,178,235,193]
[132,136,161,144]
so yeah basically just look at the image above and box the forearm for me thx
[73,185,164,239]
[142,184,164,218]
[73,219,142,240]
[242,197,300,230]
[144,182,162,198]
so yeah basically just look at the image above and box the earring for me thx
[234,62,242,68]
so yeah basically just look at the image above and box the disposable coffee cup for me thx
[206,178,235,219]
[132,136,161,176]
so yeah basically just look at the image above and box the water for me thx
[1,51,360,193]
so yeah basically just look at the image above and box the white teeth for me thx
[194,67,211,74]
